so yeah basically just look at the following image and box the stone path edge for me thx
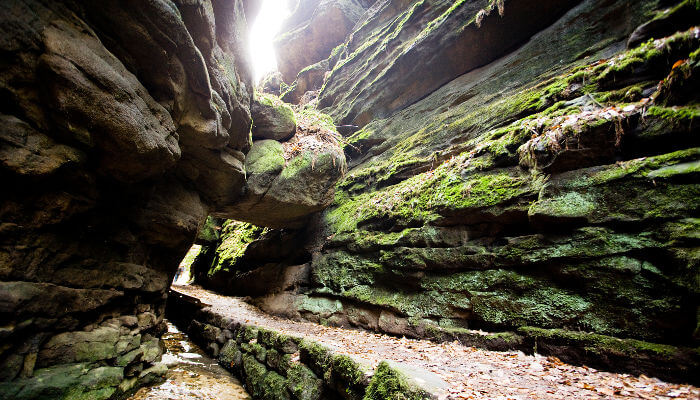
[168,289,435,400]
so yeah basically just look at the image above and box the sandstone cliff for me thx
[202,0,700,383]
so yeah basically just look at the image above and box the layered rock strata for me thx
[202,0,700,382]
[0,0,346,398]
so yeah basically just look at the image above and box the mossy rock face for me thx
[208,220,267,277]
[529,149,700,227]
[298,340,332,379]
[212,104,347,228]
[197,216,222,243]
[213,0,699,383]
[330,354,369,399]
[219,340,242,370]
[273,0,367,83]
[262,370,291,400]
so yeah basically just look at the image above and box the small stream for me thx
[128,320,250,400]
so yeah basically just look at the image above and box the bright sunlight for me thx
[248,0,291,83]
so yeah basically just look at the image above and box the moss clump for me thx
[209,220,267,276]
[287,362,323,400]
[246,140,285,176]
[242,353,268,398]
[238,325,259,343]
[254,91,297,129]
[298,340,332,379]
[644,105,699,125]
[197,216,221,243]
[331,354,367,388]
[255,91,285,108]
[257,328,278,348]
[578,147,700,185]
[262,371,289,400]
[296,107,339,134]
[273,334,300,354]
[218,340,241,369]
[364,361,430,400]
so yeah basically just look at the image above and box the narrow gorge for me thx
[0,0,698,399]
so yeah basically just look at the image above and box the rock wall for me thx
[202,0,700,382]
[0,0,253,396]
[0,0,350,395]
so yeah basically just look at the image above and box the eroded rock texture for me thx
[201,0,700,382]
[0,0,265,398]
[274,0,369,84]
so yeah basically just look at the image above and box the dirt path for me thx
[173,285,698,400]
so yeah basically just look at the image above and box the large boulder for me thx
[216,108,347,227]
[251,94,297,141]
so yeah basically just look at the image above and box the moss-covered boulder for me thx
[252,93,297,141]
[215,106,347,228]
[364,362,431,400]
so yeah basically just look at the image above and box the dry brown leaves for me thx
[174,286,699,400]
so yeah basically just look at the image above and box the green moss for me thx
[364,362,430,400]
[311,251,383,291]
[518,326,696,358]
[257,328,278,348]
[287,363,323,400]
[255,91,297,127]
[218,340,241,368]
[272,334,300,354]
[645,105,700,124]
[255,91,284,107]
[296,107,338,134]
[298,340,332,380]
[334,283,470,320]
[331,354,367,388]
[197,216,221,243]
[209,220,267,276]
[594,28,699,86]
[326,161,539,234]
[578,147,700,185]
[242,353,268,398]
[595,84,646,103]
[262,371,290,400]
[240,325,259,343]
[530,191,598,219]
[246,140,285,176]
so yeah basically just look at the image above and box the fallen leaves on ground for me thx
[174,286,699,400]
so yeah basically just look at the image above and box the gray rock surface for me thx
[251,96,297,141]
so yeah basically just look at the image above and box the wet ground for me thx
[128,321,250,400]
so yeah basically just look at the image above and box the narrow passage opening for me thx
[248,0,291,83]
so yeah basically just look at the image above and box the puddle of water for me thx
[129,321,250,400]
